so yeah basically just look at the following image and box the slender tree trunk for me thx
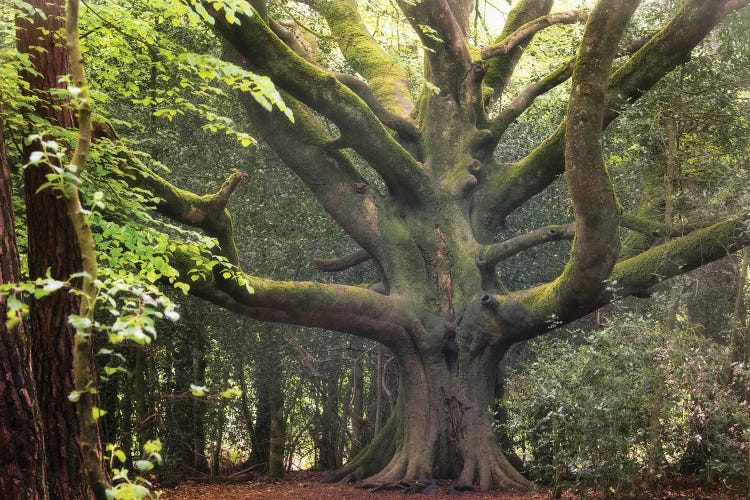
[236,359,255,459]
[733,248,749,362]
[349,341,367,457]
[374,346,383,435]
[267,366,285,481]
[192,352,209,473]
[211,403,226,476]
[16,2,88,497]
[0,105,48,499]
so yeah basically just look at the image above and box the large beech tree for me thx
[128,0,750,491]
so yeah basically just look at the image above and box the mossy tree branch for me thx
[176,252,427,350]
[497,217,750,343]
[91,122,248,267]
[207,3,430,205]
[525,0,638,317]
[481,10,587,60]
[136,167,246,266]
[307,0,415,119]
[473,0,747,236]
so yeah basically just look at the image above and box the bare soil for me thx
[159,470,746,499]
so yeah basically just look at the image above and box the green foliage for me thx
[504,314,749,493]
[105,440,164,499]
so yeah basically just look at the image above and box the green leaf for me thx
[68,314,92,330]
[114,449,127,463]
[6,295,23,312]
[143,439,162,455]
[92,407,108,420]
[189,384,208,397]
[221,387,242,399]
[135,459,154,472]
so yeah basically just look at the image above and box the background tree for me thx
[0,103,47,499]
[13,1,91,496]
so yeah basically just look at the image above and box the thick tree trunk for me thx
[328,321,531,491]
[0,105,48,499]
[16,2,88,497]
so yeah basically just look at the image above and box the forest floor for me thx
[160,470,747,499]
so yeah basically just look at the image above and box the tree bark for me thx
[16,2,88,497]
[0,104,48,499]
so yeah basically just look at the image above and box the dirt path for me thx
[160,470,745,499]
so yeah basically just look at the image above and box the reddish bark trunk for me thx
[0,106,48,499]
[16,2,88,498]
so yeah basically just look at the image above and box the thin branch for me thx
[481,10,586,60]
[488,58,574,142]
[313,249,371,272]
[478,213,711,270]
[484,0,554,97]
[479,223,574,268]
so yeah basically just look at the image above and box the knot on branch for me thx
[468,130,497,160]
[463,174,478,194]
[469,158,482,175]
[479,294,499,309]
[352,182,368,194]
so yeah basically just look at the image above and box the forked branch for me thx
[484,0,554,97]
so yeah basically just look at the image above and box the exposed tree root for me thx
[457,438,533,492]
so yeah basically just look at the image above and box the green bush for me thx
[503,314,749,495]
